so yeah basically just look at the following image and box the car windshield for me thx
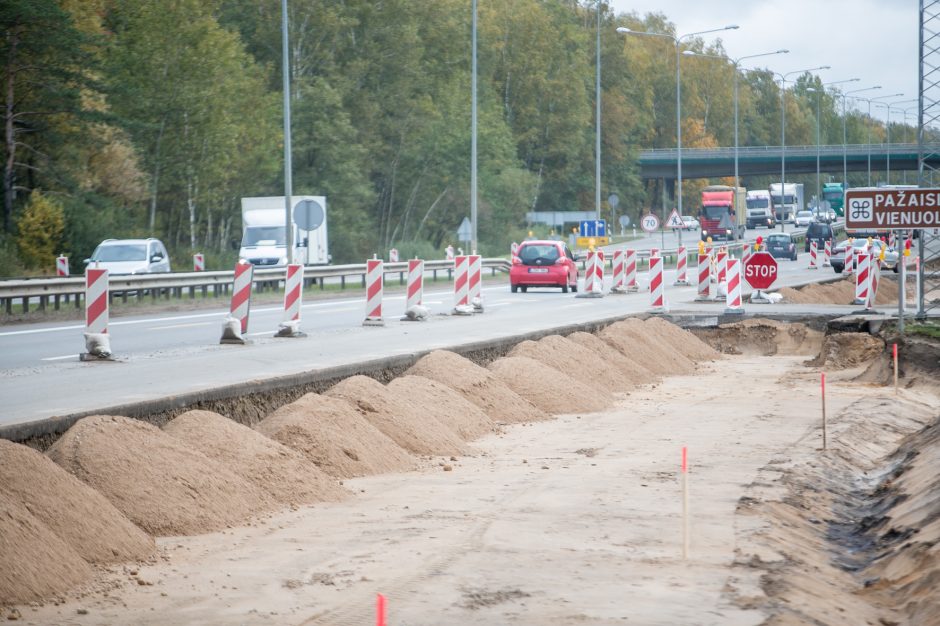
[807,224,829,236]
[93,243,147,262]
[702,206,728,219]
[242,226,286,246]
[797,211,813,218]
[746,197,769,209]
[767,235,790,244]
[519,244,559,264]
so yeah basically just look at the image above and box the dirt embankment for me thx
[779,275,908,305]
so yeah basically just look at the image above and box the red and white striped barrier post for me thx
[844,244,855,276]
[363,258,384,326]
[469,254,483,311]
[715,249,728,300]
[406,259,424,310]
[275,263,305,337]
[445,245,455,261]
[221,261,254,344]
[579,250,604,297]
[81,267,112,360]
[611,249,625,293]
[193,253,205,272]
[453,255,470,311]
[823,240,832,267]
[389,248,399,263]
[624,249,638,292]
[808,241,818,269]
[674,246,689,286]
[866,253,881,310]
[853,248,871,305]
[649,248,659,269]
[56,255,69,277]
[649,256,665,312]
[510,241,519,257]
[695,253,710,301]
[724,258,744,315]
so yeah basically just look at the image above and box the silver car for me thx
[830,238,899,274]
[85,238,172,275]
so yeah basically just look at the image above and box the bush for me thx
[16,191,65,272]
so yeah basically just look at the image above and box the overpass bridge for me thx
[637,142,935,180]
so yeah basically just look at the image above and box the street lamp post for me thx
[875,99,917,183]
[807,79,858,212]
[471,0,478,252]
[842,86,882,187]
[730,50,788,189]
[859,92,903,186]
[617,23,738,226]
[595,1,601,220]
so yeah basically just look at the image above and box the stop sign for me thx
[743,252,778,290]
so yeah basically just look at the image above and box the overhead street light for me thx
[857,92,904,185]
[617,23,739,227]
[807,78,858,212]
[841,85,881,186]
[874,98,917,183]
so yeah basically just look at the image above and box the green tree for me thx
[16,190,64,270]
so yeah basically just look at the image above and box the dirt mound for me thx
[807,332,885,370]
[487,356,610,414]
[0,491,94,606]
[566,331,657,386]
[0,440,153,565]
[163,410,346,506]
[641,317,719,361]
[386,376,496,441]
[509,335,626,392]
[47,415,271,536]
[780,276,906,305]
[325,375,470,457]
[599,319,696,376]
[406,351,549,423]
[256,394,415,479]
[691,318,824,356]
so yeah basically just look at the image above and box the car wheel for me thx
[572,282,578,293]
[521,286,527,293]
[561,283,569,293]
[511,284,518,293]
[834,266,843,274]
[893,265,899,274]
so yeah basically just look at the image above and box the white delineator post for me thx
[624,249,638,292]
[724,258,744,315]
[389,248,399,263]
[193,253,205,272]
[445,245,455,261]
[81,267,111,359]
[823,240,832,267]
[649,255,665,312]
[364,258,384,326]
[56,255,69,277]
[674,246,689,286]
[453,255,469,309]
[276,263,305,337]
[853,249,871,305]
[808,241,818,269]
[221,261,253,344]
[469,254,483,311]
[611,249,625,293]
[695,253,710,301]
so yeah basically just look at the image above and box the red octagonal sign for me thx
[743,252,778,290]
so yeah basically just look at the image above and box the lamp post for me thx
[617,23,739,225]
[841,85,881,187]
[280,0,294,263]
[875,99,917,184]
[858,92,903,185]
[595,0,601,220]
[807,79,858,212]
[471,0,478,252]
[778,66,830,230]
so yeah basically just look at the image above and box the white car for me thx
[681,216,700,230]
[794,210,815,228]
[85,238,172,275]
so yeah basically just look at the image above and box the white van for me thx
[85,238,172,275]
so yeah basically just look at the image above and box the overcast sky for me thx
[607,0,919,123]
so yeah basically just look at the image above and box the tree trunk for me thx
[3,28,20,233]
[148,117,166,232]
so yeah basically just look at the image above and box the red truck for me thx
[698,185,747,241]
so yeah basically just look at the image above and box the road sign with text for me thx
[742,252,778,290]
[640,213,660,233]
[845,187,940,230]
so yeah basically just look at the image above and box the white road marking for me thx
[40,354,79,361]
[148,322,213,330]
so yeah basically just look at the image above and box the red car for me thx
[509,240,579,293]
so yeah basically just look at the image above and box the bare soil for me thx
[385,375,497,441]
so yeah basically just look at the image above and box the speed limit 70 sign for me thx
[640,213,660,233]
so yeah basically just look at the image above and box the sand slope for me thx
[386,375,496,441]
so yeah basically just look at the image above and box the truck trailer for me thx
[239,196,329,267]
[769,183,804,223]
[698,185,747,241]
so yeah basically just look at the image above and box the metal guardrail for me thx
[0,259,512,315]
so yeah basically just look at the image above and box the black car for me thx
[766,233,798,261]
[804,222,834,252]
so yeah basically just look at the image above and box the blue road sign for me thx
[579,219,607,237]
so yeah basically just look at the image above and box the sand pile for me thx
[509,335,626,392]
[163,410,347,506]
[566,331,657,386]
[691,318,825,356]
[487,356,611,414]
[386,375,496,441]
[807,331,885,369]
[0,440,153,565]
[641,317,719,362]
[0,491,93,605]
[256,394,415,479]
[406,351,549,423]
[325,375,470,456]
[48,415,270,536]
[599,319,696,376]
[780,276,905,305]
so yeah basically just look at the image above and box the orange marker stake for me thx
[893,343,899,395]
[681,446,689,560]
[821,373,827,451]
[376,593,386,626]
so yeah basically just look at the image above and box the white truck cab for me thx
[239,196,329,267]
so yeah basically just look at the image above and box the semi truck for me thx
[239,196,329,267]
[821,182,845,217]
[698,185,747,241]
[769,183,804,223]
[745,189,776,229]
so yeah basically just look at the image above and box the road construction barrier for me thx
[193,253,205,272]
[389,248,399,263]
[715,249,728,299]
[276,263,305,337]
[649,255,665,312]
[674,246,689,286]
[724,258,744,315]
[624,249,638,292]
[406,259,424,310]
[823,240,831,267]
[610,249,625,292]
[853,249,870,305]
[81,267,112,360]
[445,245,455,260]
[866,253,881,310]
[845,245,854,276]
[56,256,69,277]
[453,255,469,308]
[583,250,604,296]
[510,241,519,257]
[469,254,483,310]
[221,261,253,344]
[649,248,659,269]
[808,241,818,270]
[695,253,710,301]
[363,258,384,325]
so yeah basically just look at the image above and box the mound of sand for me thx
[163,410,347,506]
[386,375,496,441]
[600,319,696,376]
[566,331,658,386]
[642,317,719,361]
[0,440,153,565]
[0,491,94,606]
[691,318,825,357]
[47,415,271,536]
[487,356,611,414]
[325,375,470,457]
[406,351,549,423]
[807,332,885,370]
[780,276,906,305]
[509,335,626,392]
[256,394,415,479]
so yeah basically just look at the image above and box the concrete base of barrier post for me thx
[275,320,307,338]
[750,290,771,304]
[220,316,251,345]
[80,333,114,361]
